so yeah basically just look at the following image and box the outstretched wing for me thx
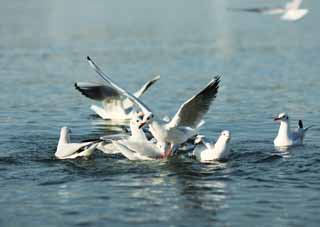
[228,7,271,13]
[75,82,121,101]
[285,0,303,10]
[86,56,152,114]
[123,75,160,108]
[133,75,160,98]
[168,76,220,128]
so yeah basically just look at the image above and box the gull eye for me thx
[136,120,139,123]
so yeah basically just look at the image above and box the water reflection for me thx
[165,160,230,221]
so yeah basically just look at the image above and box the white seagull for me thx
[229,0,309,21]
[55,127,99,159]
[273,112,313,147]
[96,134,127,154]
[192,131,231,162]
[75,75,160,120]
[111,113,166,160]
[86,56,220,157]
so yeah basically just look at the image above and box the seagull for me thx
[96,134,127,154]
[273,112,313,147]
[55,127,100,159]
[86,56,220,157]
[111,113,166,160]
[229,0,308,21]
[191,131,231,162]
[75,75,160,120]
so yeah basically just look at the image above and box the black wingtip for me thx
[74,82,80,91]
[298,120,303,129]
[74,82,85,97]
[81,138,103,143]
[87,56,91,61]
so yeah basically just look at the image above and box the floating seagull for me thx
[55,127,100,159]
[229,0,308,21]
[273,113,313,147]
[111,113,166,160]
[191,131,231,162]
[86,56,220,157]
[75,75,160,120]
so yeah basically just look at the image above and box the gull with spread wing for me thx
[75,75,160,120]
[86,56,220,157]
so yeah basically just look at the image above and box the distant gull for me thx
[191,131,231,162]
[55,127,100,159]
[86,56,220,158]
[273,112,313,147]
[75,75,160,120]
[229,0,308,21]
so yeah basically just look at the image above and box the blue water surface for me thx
[0,0,319,226]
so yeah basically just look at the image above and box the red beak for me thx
[274,117,280,121]
[138,122,146,129]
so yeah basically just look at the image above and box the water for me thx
[0,0,320,226]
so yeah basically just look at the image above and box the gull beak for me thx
[274,117,281,121]
[138,121,146,129]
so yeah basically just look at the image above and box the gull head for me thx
[220,130,231,142]
[274,112,289,122]
[61,127,71,135]
[194,135,205,145]
[139,112,154,129]
[131,112,144,128]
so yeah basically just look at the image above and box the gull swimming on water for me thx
[111,113,166,160]
[75,75,160,120]
[86,56,220,157]
[229,0,309,21]
[273,112,313,147]
[192,131,231,162]
[55,127,100,159]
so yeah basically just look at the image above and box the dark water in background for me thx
[0,0,320,226]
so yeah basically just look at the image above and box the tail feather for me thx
[298,120,303,129]
[298,120,314,133]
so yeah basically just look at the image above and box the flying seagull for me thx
[75,75,160,120]
[229,0,309,21]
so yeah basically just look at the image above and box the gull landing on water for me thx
[229,0,308,21]
[273,113,313,147]
[86,56,220,157]
[192,131,231,162]
[55,127,100,159]
[75,75,160,120]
